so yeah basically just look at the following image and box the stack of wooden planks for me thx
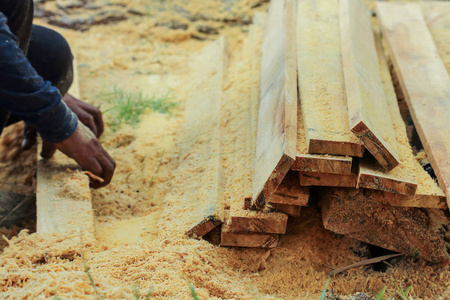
[183,0,449,262]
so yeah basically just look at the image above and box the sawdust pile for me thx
[0,1,449,299]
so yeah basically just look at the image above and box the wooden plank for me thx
[296,0,364,157]
[180,37,226,238]
[36,57,95,243]
[269,171,309,206]
[292,153,353,175]
[221,224,279,248]
[378,190,447,210]
[377,2,450,207]
[340,0,400,171]
[354,21,422,196]
[320,188,450,263]
[228,210,288,234]
[358,158,417,196]
[252,0,297,210]
[269,203,301,217]
[299,171,357,188]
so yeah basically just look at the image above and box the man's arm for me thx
[0,12,115,187]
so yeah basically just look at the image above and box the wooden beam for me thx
[292,152,353,175]
[269,171,309,206]
[358,158,417,195]
[378,190,447,210]
[377,2,450,207]
[320,188,450,263]
[228,210,288,234]
[182,37,226,238]
[269,203,301,217]
[221,224,280,248]
[36,57,95,243]
[252,0,297,209]
[340,0,400,171]
[296,0,364,157]
[299,171,357,188]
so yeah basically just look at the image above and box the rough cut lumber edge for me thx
[320,188,450,263]
[292,154,353,175]
[251,0,296,210]
[377,190,447,210]
[377,2,450,207]
[270,171,309,206]
[221,224,280,248]
[184,37,226,238]
[357,158,417,196]
[269,203,301,217]
[299,162,357,188]
[340,0,400,171]
[228,211,288,234]
[296,0,364,158]
[36,55,95,243]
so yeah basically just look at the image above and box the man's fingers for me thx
[41,141,57,159]
[22,125,37,150]
[77,111,98,137]
[84,106,104,137]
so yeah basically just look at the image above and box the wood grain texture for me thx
[379,190,447,210]
[252,0,297,209]
[320,188,450,263]
[269,171,309,206]
[228,210,288,234]
[296,0,364,157]
[292,153,353,175]
[377,2,450,207]
[221,224,280,248]
[269,203,301,217]
[181,37,226,238]
[358,158,417,195]
[340,0,400,171]
[299,171,357,188]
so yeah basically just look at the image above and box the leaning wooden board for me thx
[377,3,450,206]
[296,0,364,158]
[181,37,227,238]
[252,0,297,209]
[340,0,400,171]
[36,55,95,243]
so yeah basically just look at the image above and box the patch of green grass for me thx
[100,87,176,132]
[397,284,412,300]
[370,287,386,300]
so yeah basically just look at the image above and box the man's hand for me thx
[46,122,116,188]
[22,93,104,151]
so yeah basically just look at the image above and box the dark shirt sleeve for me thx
[0,12,77,143]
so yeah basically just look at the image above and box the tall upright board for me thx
[340,0,400,171]
[377,3,450,207]
[252,0,297,209]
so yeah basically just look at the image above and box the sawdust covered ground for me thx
[1,1,449,299]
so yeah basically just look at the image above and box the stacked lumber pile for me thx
[184,0,450,263]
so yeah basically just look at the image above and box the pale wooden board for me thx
[296,0,364,157]
[36,56,95,243]
[181,37,226,238]
[354,21,421,196]
[269,171,309,206]
[358,158,417,196]
[340,0,400,171]
[221,224,280,248]
[252,0,297,210]
[378,190,447,210]
[292,153,353,175]
[377,2,450,207]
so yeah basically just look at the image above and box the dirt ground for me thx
[0,0,449,299]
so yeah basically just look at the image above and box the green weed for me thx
[320,277,331,300]
[397,284,412,300]
[188,283,199,300]
[100,87,176,132]
[370,287,386,300]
